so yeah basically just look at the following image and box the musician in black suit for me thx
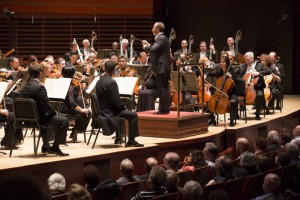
[174,39,189,54]
[239,52,271,120]
[80,39,97,59]
[64,42,78,62]
[196,41,217,63]
[22,63,69,156]
[121,38,138,60]
[223,37,241,58]
[142,22,171,114]
[5,56,19,81]
[95,60,143,147]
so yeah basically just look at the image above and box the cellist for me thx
[239,52,271,120]
[205,55,239,127]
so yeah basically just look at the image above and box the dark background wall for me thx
[154,0,294,94]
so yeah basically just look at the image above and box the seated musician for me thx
[95,60,143,147]
[60,66,91,142]
[66,51,80,68]
[175,39,189,54]
[205,55,240,126]
[114,55,138,77]
[269,51,285,110]
[121,38,138,59]
[0,107,23,149]
[80,39,97,59]
[196,41,217,64]
[40,61,52,83]
[223,37,241,57]
[132,52,149,65]
[21,63,69,156]
[136,66,157,112]
[111,42,119,51]
[259,54,281,114]
[239,52,272,120]
[5,56,20,81]
[110,53,118,65]
[55,57,65,73]
[64,42,78,62]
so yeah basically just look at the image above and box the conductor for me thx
[142,22,171,114]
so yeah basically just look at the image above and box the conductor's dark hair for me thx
[105,60,116,73]
[28,63,42,78]
[9,56,16,63]
[62,66,75,78]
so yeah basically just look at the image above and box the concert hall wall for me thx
[155,0,295,94]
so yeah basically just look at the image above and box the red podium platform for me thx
[137,110,210,138]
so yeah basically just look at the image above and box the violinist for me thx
[205,55,239,127]
[66,51,80,68]
[260,54,281,114]
[40,61,52,84]
[269,52,285,110]
[60,66,91,142]
[64,42,78,62]
[84,52,97,77]
[110,54,118,65]
[239,52,271,120]
[55,58,65,72]
[114,55,138,77]
[175,39,189,54]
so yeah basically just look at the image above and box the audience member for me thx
[208,188,229,200]
[275,152,291,167]
[256,154,269,173]
[235,137,250,159]
[82,165,100,192]
[116,158,140,185]
[165,169,182,194]
[181,149,207,171]
[206,156,235,186]
[203,142,219,166]
[47,173,66,197]
[254,137,268,155]
[132,166,167,199]
[252,173,283,200]
[139,157,158,181]
[235,152,259,178]
[284,142,300,164]
[68,183,92,200]
[266,130,281,152]
[182,180,203,200]
[163,152,180,172]
[291,125,300,145]
[281,132,293,147]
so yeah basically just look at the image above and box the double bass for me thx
[207,65,235,114]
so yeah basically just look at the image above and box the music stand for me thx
[97,49,115,59]
[0,58,9,69]
[181,72,199,93]
[186,53,197,65]
[128,64,149,80]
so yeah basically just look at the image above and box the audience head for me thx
[203,142,219,162]
[148,166,167,189]
[189,149,207,168]
[284,142,299,160]
[254,137,268,154]
[165,169,179,192]
[120,158,135,176]
[182,180,203,200]
[0,173,47,200]
[62,66,76,78]
[68,183,92,200]
[262,173,281,194]
[214,156,234,179]
[240,152,257,169]
[163,152,180,171]
[82,165,100,188]
[47,173,66,193]
[275,152,291,167]
[236,137,249,155]
[281,132,293,146]
[292,125,300,138]
[145,157,158,173]
[267,130,281,146]
[208,188,229,200]
[256,154,269,173]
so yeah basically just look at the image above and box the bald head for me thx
[293,125,300,137]
[267,130,281,145]
[120,158,134,176]
[145,157,158,173]
[263,173,281,193]
[236,138,250,154]
[164,152,180,171]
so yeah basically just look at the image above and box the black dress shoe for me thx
[114,138,124,144]
[41,146,50,153]
[275,106,281,110]
[208,119,217,126]
[127,141,144,147]
[255,115,261,120]
[153,111,170,115]
[229,120,235,127]
[49,146,69,156]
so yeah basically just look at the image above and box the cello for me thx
[207,65,235,114]
[243,61,258,105]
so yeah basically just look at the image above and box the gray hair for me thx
[244,52,254,59]
[285,142,299,158]
[182,180,203,200]
[47,173,66,191]
[240,152,257,168]
[267,130,281,144]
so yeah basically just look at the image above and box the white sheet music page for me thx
[113,77,138,96]
[44,78,71,99]
[86,76,100,94]
[0,82,9,103]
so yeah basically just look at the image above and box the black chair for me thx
[236,79,247,124]
[87,93,127,149]
[0,118,8,155]
[10,98,42,158]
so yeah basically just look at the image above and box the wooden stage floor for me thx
[0,95,299,184]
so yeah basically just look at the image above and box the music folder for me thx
[0,82,9,103]
[44,78,71,101]
[113,77,138,97]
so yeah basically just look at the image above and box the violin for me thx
[119,67,136,77]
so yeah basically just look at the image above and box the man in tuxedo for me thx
[142,22,171,114]
[80,39,97,59]
[64,42,78,62]
[120,38,138,60]
[22,63,69,156]
[5,56,19,81]
[95,60,143,147]
[239,52,271,120]
[175,39,189,54]
[196,41,217,63]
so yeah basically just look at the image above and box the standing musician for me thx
[205,56,239,127]
[120,38,138,59]
[80,39,97,59]
[142,22,171,114]
[259,54,281,114]
[175,39,189,54]
[196,41,217,63]
[64,42,78,62]
[95,60,143,147]
[269,52,285,110]
[60,66,91,142]
[223,37,241,58]
[22,63,69,156]
[239,52,271,120]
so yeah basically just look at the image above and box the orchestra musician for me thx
[95,60,144,147]
[175,39,189,54]
[55,57,65,73]
[120,38,138,59]
[196,41,217,63]
[114,55,138,77]
[64,42,78,62]
[132,52,149,65]
[21,63,69,156]
[40,61,52,83]
[223,37,241,58]
[5,56,20,81]
[112,42,119,51]
[269,51,285,110]
[142,21,171,115]
[110,54,118,65]
[80,39,97,59]
[60,66,91,142]
[239,52,271,120]
[66,51,79,68]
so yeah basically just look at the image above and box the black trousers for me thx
[117,110,139,141]
[0,112,23,147]
[155,74,170,112]
[256,89,264,115]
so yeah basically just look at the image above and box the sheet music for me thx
[44,78,71,99]
[86,76,100,94]
[113,77,138,96]
[0,82,9,103]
